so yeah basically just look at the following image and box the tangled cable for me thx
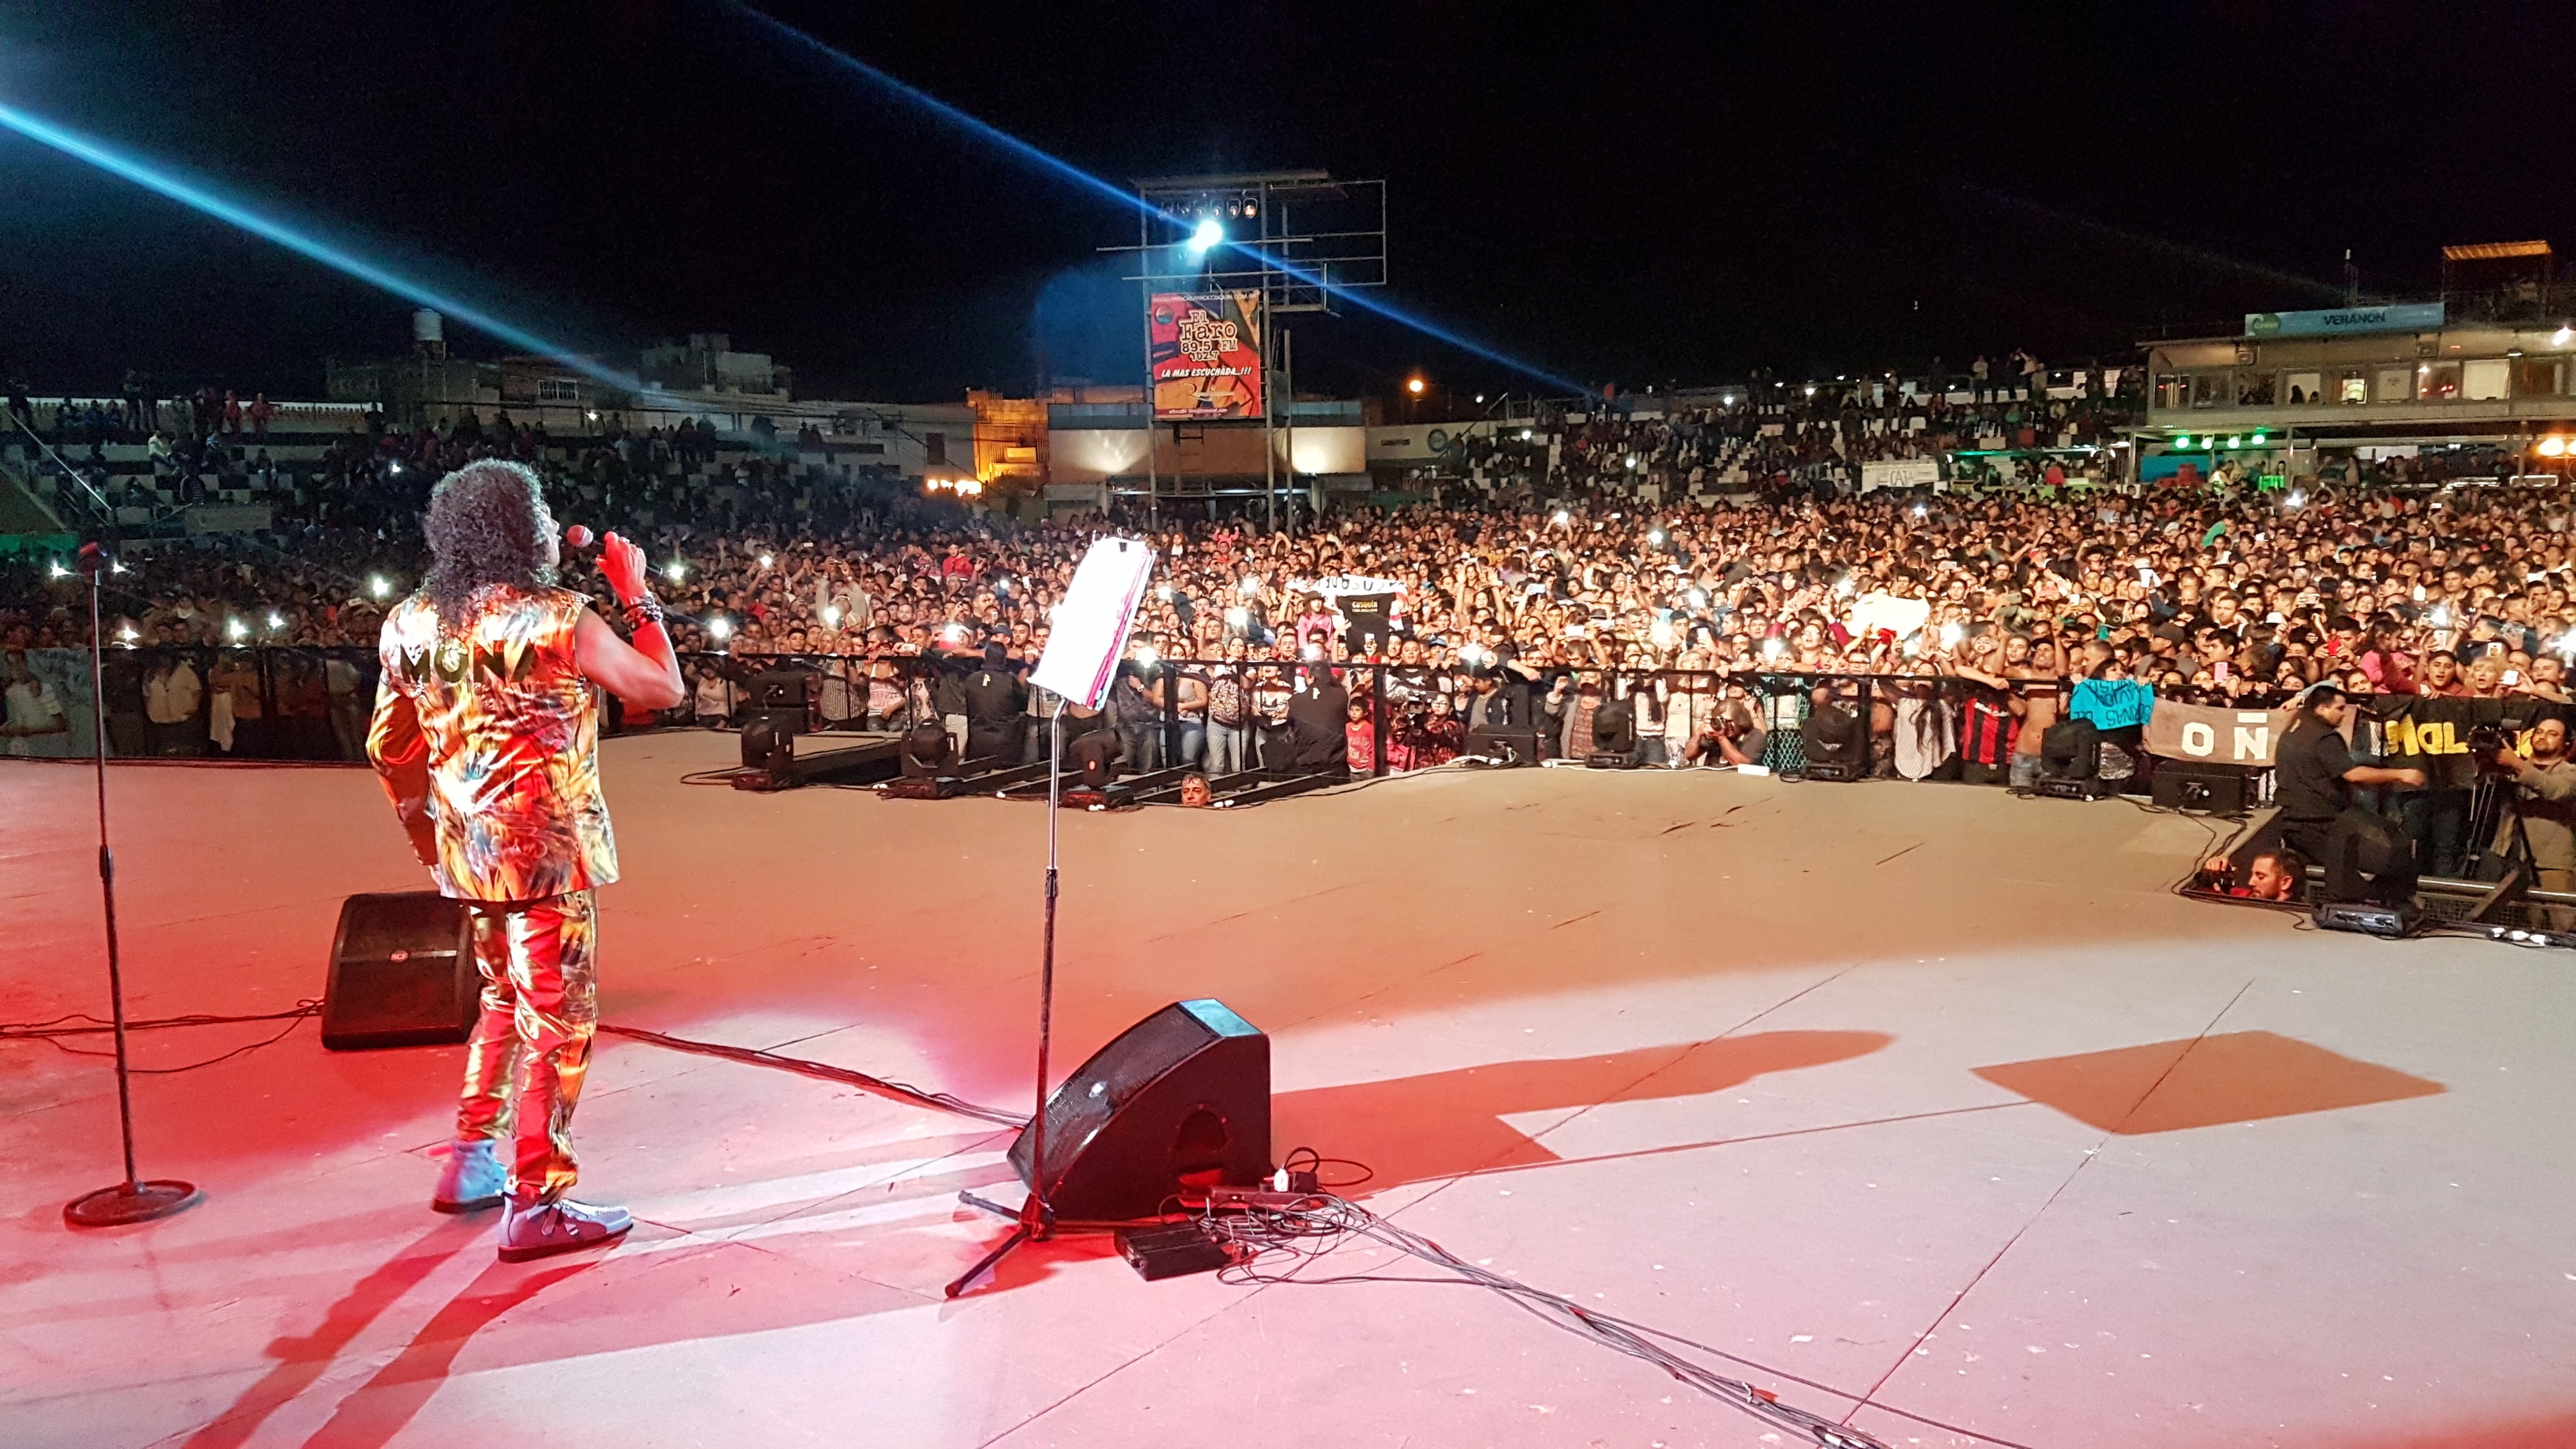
[1193,1166,2037,1449]
[0,1001,322,1073]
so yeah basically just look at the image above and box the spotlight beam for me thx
[0,100,642,395]
[732,5,1586,395]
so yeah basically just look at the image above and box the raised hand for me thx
[599,531,650,605]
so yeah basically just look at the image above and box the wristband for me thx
[622,592,665,632]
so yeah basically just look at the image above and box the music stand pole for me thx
[946,700,1065,1296]
[65,544,201,1228]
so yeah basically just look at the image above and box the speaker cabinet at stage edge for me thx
[1008,999,1271,1221]
[321,892,479,1051]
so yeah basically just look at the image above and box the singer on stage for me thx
[367,460,684,1262]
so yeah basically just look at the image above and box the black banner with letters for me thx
[2365,694,2576,790]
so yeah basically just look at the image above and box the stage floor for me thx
[4,733,2572,1449]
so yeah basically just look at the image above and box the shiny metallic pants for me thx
[456,891,599,1204]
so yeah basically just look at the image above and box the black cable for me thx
[594,1023,1027,1127]
[1203,1184,1902,1449]
[3,1000,324,1074]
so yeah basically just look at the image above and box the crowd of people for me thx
[1456,363,2145,502]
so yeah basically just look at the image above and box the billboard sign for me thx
[1151,291,1264,420]
[2244,303,2444,338]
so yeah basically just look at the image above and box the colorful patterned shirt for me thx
[368,585,618,901]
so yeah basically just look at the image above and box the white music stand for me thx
[946,536,1155,1296]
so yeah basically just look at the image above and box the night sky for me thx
[3,3,2569,406]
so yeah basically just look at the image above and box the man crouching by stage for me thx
[367,460,684,1262]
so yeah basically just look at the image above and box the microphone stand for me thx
[63,540,202,1227]
[946,699,1065,1297]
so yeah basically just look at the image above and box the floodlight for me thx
[1187,217,1223,252]
[2541,437,2568,458]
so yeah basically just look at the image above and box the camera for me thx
[2467,720,2526,773]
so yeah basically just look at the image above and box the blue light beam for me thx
[732,6,1588,395]
[0,100,642,394]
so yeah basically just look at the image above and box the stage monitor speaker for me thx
[321,892,478,1050]
[1009,999,1269,1220]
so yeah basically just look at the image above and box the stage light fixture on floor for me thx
[2315,808,2422,938]
[1798,703,1862,781]
[2031,719,2110,800]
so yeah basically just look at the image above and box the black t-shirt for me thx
[2274,716,2355,822]
[960,667,1023,724]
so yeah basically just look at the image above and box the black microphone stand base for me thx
[944,1190,1053,1299]
[65,1179,201,1229]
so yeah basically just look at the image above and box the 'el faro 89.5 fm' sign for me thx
[1150,291,1265,421]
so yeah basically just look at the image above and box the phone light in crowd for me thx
[264,611,284,632]
[822,604,843,629]
[1687,587,1708,608]
[2285,490,2306,509]
[708,616,733,641]
[369,574,392,599]
[1649,617,1675,647]
[1154,583,1172,601]
[118,625,139,644]
[388,462,401,475]
[1940,621,1965,648]
[1626,455,1640,471]
[758,552,774,568]
[2430,606,2451,627]
[1837,574,1857,597]
[2541,436,2570,458]
[226,617,248,640]
[49,560,68,578]
[1519,429,1533,441]
[664,561,686,582]
[1647,526,1666,546]
[1912,504,1928,519]
[1761,637,1786,660]
[1185,217,1223,253]
[1239,575,1261,596]
[1134,644,1160,668]
[1551,509,1572,526]
[1224,606,1250,628]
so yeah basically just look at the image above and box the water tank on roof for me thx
[412,309,445,345]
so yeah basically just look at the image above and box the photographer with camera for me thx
[1683,688,1767,768]
[2480,716,2576,927]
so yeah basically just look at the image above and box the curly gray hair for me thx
[420,459,558,625]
